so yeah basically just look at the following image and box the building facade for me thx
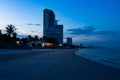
[67,38,72,45]
[43,9,55,37]
[43,9,63,44]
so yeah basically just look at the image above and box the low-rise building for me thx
[67,38,72,45]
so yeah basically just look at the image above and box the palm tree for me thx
[5,24,17,37]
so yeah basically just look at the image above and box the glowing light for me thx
[59,44,62,46]
[45,43,52,46]
[16,41,20,45]
[42,43,45,47]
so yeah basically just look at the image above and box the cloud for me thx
[66,26,120,48]
[67,26,120,37]
[91,30,120,36]
[27,23,41,26]
[67,26,95,35]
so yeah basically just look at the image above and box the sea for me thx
[75,48,120,69]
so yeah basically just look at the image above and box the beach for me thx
[0,49,120,80]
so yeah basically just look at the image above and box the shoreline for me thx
[75,48,120,69]
[0,49,120,80]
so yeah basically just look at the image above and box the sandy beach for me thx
[0,49,120,80]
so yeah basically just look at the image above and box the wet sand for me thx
[0,49,120,80]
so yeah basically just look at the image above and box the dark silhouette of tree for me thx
[5,24,17,37]
[28,35,33,41]
[27,35,39,42]
[20,38,29,47]
[34,35,39,41]
[0,30,2,36]
[13,33,17,38]
[0,30,4,48]
[0,25,18,48]
[1,34,12,47]
[40,38,43,42]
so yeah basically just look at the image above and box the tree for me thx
[13,33,17,38]
[21,38,29,47]
[5,24,17,37]
[40,38,43,42]
[0,30,2,36]
[28,35,33,41]
[34,35,39,41]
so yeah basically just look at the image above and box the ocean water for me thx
[75,48,120,69]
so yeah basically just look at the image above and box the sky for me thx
[0,0,120,48]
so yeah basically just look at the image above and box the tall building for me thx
[43,9,55,37]
[43,9,63,44]
[67,38,72,45]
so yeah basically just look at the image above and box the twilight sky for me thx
[0,0,120,48]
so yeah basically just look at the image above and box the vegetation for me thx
[5,24,17,37]
[0,24,79,49]
[1,25,20,47]
[0,24,39,48]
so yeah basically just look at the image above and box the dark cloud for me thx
[67,26,120,48]
[27,23,41,26]
[67,26,95,35]
[91,30,120,36]
[34,24,41,26]
[67,26,120,37]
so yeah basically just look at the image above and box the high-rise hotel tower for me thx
[43,9,63,44]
